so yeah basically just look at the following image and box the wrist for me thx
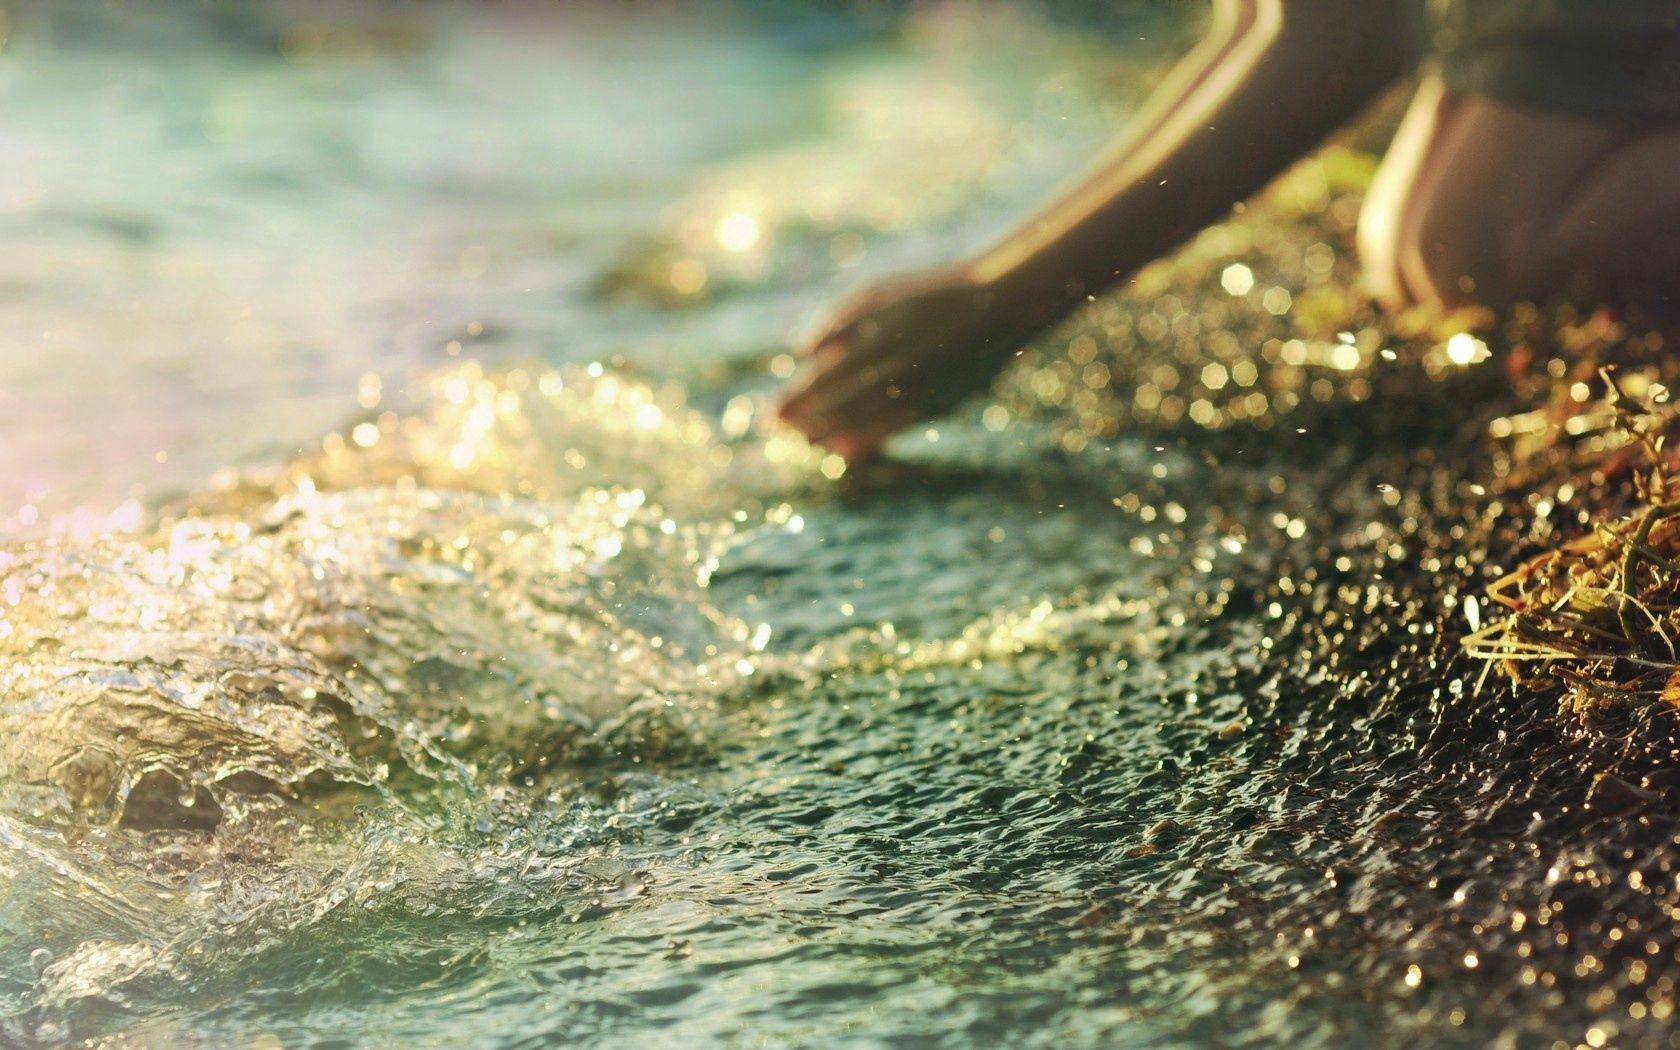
[959,253,1090,337]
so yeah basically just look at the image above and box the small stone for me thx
[1145,818,1181,844]
[1587,772,1658,810]
[1074,905,1111,928]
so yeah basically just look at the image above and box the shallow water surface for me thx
[3,4,1679,1049]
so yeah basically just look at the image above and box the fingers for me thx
[776,340,897,427]
[799,316,858,357]
[773,283,947,462]
[825,405,921,463]
[801,372,911,446]
[779,358,925,461]
[777,346,923,442]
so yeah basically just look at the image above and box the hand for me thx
[774,267,1035,461]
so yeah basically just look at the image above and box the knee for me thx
[1355,174,1472,312]
[1356,189,1410,312]
[1403,199,1505,310]
[1358,172,1518,314]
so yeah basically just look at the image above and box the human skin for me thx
[776,0,1680,461]
[1360,77,1680,314]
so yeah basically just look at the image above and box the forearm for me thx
[965,0,1417,326]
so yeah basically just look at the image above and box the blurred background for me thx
[0,0,1187,533]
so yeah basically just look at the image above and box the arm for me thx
[778,0,1420,460]
[966,0,1420,326]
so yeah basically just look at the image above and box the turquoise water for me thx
[3,4,1677,1048]
[0,1,1142,526]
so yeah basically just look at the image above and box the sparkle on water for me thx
[4,4,1680,1049]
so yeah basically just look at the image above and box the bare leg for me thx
[1359,77,1680,316]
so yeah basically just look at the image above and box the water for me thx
[0,0,1140,526]
[4,4,1680,1048]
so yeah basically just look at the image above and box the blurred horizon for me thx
[0,0,1180,535]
